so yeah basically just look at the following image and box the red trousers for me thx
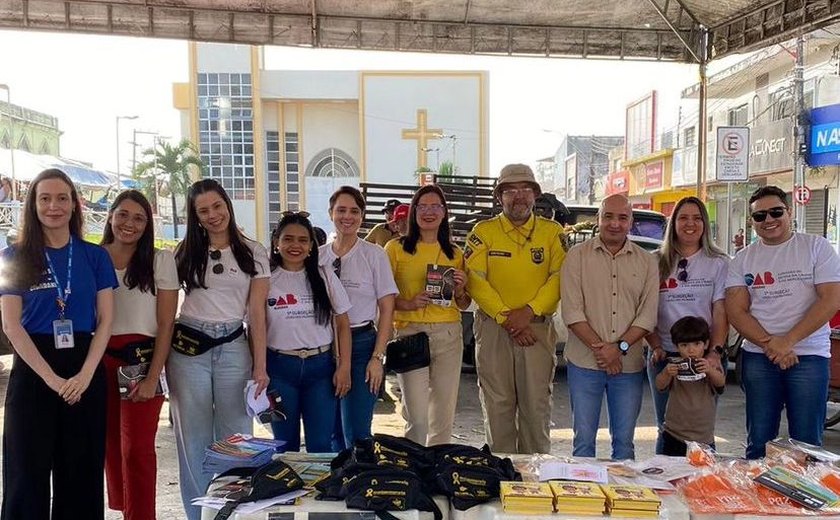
[104,334,165,520]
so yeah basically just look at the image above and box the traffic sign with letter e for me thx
[794,185,812,205]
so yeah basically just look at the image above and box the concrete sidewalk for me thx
[0,355,839,519]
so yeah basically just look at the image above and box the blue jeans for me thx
[166,316,253,520]
[567,362,645,460]
[741,351,829,459]
[337,328,379,449]
[267,349,337,453]
[647,350,728,454]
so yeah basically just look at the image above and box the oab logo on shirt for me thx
[267,294,298,308]
[659,278,678,291]
[744,271,776,287]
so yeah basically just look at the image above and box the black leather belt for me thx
[351,321,375,334]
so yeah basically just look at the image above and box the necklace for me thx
[500,217,536,248]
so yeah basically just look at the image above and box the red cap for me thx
[390,204,410,222]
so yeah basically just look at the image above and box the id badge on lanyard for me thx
[45,238,74,350]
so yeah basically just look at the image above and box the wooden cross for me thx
[401,109,442,169]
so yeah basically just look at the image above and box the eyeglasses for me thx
[416,204,445,214]
[751,206,786,222]
[677,258,688,282]
[209,249,224,275]
[282,210,311,219]
[501,187,534,197]
[332,257,341,279]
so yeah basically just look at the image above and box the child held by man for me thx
[655,316,726,456]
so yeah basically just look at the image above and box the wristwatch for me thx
[713,345,726,357]
[372,352,386,364]
[618,340,630,356]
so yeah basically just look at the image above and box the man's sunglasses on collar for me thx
[751,206,786,222]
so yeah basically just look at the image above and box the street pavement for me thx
[1,355,840,519]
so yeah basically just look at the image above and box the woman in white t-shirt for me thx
[646,196,729,455]
[169,179,270,520]
[266,211,352,452]
[320,186,397,450]
[100,190,178,520]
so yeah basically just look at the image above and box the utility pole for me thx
[793,35,807,233]
[588,136,596,205]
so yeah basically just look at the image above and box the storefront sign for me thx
[809,103,840,166]
[716,126,749,182]
[747,120,791,175]
[606,170,630,195]
[644,161,663,189]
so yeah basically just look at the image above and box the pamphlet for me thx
[116,363,166,399]
[539,462,609,484]
[425,264,456,307]
[754,467,838,510]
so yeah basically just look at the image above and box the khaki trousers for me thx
[474,310,557,454]
[395,321,463,446]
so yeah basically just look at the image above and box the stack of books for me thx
[500,481,555,514]
[202,434,285,474]
[602,484,661,517]
[549,481,606,515]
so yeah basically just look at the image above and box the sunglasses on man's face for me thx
[750,206,786,222]
[209,249,224,274]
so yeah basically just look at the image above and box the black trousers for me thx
[1,333,106,520]
[661,430,688,456]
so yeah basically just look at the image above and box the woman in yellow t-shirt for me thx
[384,184,471,446]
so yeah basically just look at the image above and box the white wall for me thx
[197,43,251,72]
[262,71,359,100]
[363,73,485,184]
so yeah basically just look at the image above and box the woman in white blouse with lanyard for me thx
[169,179,270,520]
[101,190,178,520]
[321,186,397,449]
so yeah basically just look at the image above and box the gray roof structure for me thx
[0,0,837,63]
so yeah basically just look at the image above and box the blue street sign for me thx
[809,103,840,166]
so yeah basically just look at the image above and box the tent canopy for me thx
[0,0,838,63]
[0,148,119,189]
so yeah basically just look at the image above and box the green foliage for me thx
[132,138,204,204]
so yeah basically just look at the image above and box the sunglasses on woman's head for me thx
[209,249,224,274]
[751,206,786,222]
[282,210,311,219]
[677,258,688,282]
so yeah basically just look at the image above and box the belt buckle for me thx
[296,349,310,359]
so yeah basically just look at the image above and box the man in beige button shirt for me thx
[560,194,659,460]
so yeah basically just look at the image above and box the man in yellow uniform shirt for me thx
[465,163,565,454]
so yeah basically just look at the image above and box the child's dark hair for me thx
[670,316,710,347]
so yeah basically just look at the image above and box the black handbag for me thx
[385,332,430,373]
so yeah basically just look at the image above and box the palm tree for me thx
[133,138,204,239]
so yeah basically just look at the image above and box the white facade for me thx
[176,42,489,241]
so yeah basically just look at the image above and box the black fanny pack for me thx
[213,459,304,520]
[171,322,245,357]
[385,332,430,374]
[342,468,442,520]
[106,339,155,365]
[428,444,520,510]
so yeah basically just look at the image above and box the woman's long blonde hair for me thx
[658,196,727,281]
